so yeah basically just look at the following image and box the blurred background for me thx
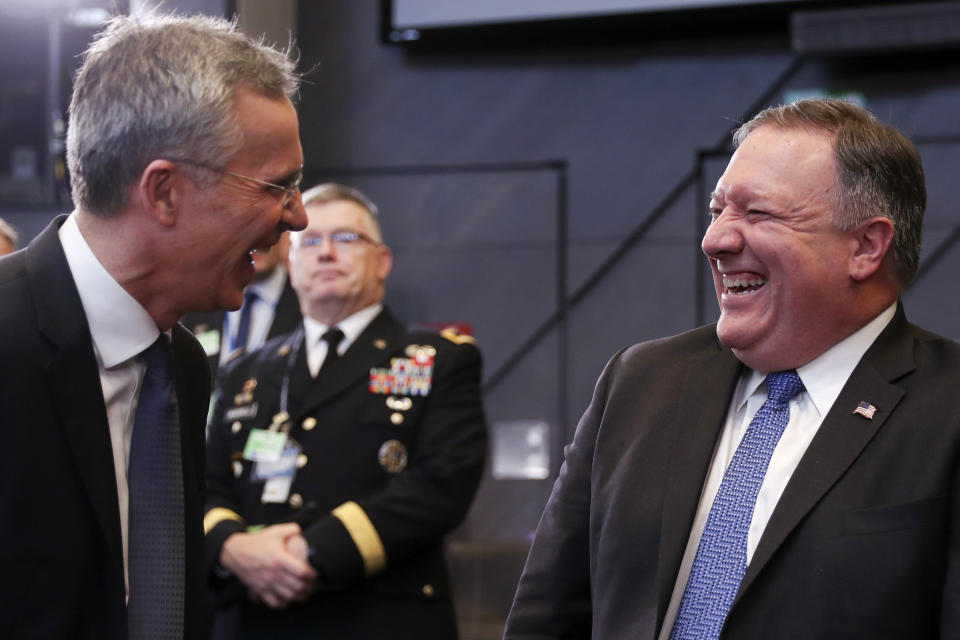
[4,0,960,636]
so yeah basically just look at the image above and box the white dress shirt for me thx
[302,304,382,377]
[659,303,897,638]
[220,265,288,363]
[59,213,162,598]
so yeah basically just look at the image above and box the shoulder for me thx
[618,323,724,367]
[908,322,960,368]
[402,325,483,363]
[219,329,297,384]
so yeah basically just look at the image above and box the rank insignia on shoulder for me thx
[373,339,388,350]
[378,439,408,473]
[440,327,476,345]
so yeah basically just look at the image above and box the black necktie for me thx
[127,334,185,640]
[318,328,345,377]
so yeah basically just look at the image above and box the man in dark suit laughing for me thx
[505,99,960,639]
[0,13,307,640]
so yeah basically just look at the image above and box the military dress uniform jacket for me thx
[0,217,211,639]
[182,275,301,380]
[505,304,960,639]
[205,307,488,638]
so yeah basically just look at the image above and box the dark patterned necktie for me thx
[127,334,185,640]
[318,327,344,376]
[669,370,804,640]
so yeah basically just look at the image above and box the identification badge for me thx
[261,475,293,503]
[252,441,301,480]
[243,429,287,463]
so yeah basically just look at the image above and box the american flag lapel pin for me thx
[853,401,877,420]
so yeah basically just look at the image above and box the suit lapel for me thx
[657,339,743,623]
[297,309,406,413]
[737,306,914,600]
[28,217,124,559]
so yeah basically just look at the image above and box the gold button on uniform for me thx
[289,493,303,508]
[302,417,317,431]
[422,584,435,597]
[231,421,242,434]
[390,412,404,425]
[296,453,308,469]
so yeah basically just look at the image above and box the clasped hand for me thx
[220,522,317,608]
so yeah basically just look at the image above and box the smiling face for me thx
[289,199,392,325]
[181,87,307,311]
[703,125,864,372]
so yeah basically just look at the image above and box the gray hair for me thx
[67,12,299,217]
[734,99,925,288]
[292,183,383,247]
[0,217,17,249]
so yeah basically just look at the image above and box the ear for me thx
[848,216,895,282]
[375,244,393,281]
[137,159,182,227]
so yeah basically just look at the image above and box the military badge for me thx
[369,346,434,396]
[233,378,258,406]
[386,395,413,411]
[378,439,408,473]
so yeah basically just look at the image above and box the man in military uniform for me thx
[204,183,488,638]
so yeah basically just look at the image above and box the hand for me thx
[220,522,317,608]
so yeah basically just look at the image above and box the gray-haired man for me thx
[0,13,307,639]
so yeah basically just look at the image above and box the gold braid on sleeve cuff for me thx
[332,501,387,576]
[203,507,245,534]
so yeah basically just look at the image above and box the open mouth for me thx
[722,275,766,295]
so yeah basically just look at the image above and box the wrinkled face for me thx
[703,125,859,372]
[289,199,392,321]
[182,88,307,311]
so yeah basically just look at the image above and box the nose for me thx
[282,190,308,232]
[701,210,744,260]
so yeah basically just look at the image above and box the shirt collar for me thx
[734,302,897,416]
[59,213,159,368]
[303,303,383,355]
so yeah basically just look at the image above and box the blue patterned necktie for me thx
[669,370,805,640]
[127,334,185,640]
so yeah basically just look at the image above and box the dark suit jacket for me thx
[182,275,301,381]
[205,308,488,639]
[505,304,960,639]
[0,217,211,639]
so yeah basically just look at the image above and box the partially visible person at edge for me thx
[0,216,17,255]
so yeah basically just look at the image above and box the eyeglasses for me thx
[167,158,303,208]
[298,230,379,249]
